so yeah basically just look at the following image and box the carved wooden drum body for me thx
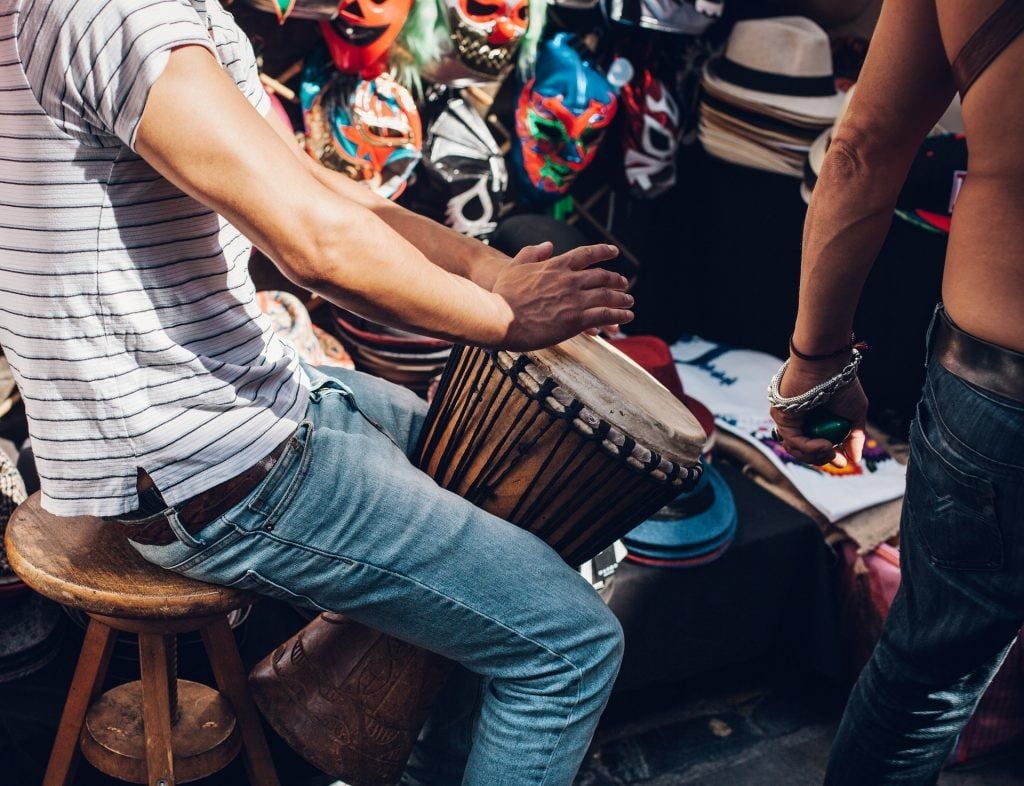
[250,335,706,785]
[420,336,705,564]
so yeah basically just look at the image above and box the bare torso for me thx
[937,0,1024,353]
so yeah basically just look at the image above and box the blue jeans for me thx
[130,365,624,786]
[826,327,1024,783]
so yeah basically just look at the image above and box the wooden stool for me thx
[4,493,281,786]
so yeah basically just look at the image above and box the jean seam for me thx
[170,528,244,573]
[247,420,313,518]
[538,665,583,786]
[229,568,333,612]
[261,531,588,679]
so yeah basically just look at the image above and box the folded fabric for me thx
[716,429,903,551]
[672,335,905,522]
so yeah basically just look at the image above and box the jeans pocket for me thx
[241,420,314,526]
[908,419,1002,571]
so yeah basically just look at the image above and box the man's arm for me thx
[263,105,511,291]
[135,46,632,351]
[772,0,956,466]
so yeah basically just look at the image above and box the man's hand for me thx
[770,357,869,468]
[490,242,634,351]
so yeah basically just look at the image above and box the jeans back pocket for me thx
[908,417,1002,571]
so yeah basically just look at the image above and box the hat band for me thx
[717,58,836,98]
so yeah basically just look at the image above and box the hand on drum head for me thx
[488,242,634,351]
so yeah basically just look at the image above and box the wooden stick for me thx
[259,73,297,104]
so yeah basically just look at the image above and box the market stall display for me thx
[699,16,844,177]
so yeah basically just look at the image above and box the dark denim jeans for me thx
[826,330,1024,783]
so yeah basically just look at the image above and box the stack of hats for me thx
[331,307,452,395]
[608,335,736,569]
[803,89,968,234]
[699,16,845,178]
[623,464,737,568]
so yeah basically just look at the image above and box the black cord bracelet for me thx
[790,333,862,362]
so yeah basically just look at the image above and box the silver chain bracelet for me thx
[767,348,863,413]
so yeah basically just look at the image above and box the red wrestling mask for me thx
[320,0,414,78]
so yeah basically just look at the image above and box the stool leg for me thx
[138,633,177,786]
[201,616,281,786]
[43,619,117,786]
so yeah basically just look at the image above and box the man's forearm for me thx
[310,164,509,290]
[296,194,513,345]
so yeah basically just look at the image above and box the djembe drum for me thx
[250,335,706,785]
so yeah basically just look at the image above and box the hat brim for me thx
[623,536,733,568]
[700,124,804,177]
[703,60,846,125]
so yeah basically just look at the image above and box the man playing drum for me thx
[770,0,1024,782]
[0,0,635,783]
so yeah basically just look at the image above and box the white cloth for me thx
[672,336,905,522]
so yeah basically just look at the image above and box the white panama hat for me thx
[703,16,845,124]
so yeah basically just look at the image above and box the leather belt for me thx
[111,436,292,547]
[933,308,1024,405]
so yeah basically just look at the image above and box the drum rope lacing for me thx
[418,346,701,490]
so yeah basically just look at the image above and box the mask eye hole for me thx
[536,120,564,143]
[369,0,387,5]
[466,0,499,16]
[516,4,528,20]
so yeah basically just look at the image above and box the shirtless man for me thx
[770,0,1024,781]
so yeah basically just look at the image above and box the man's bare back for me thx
[937,0,1024,353]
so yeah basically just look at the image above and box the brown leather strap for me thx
[933,309,1024,404]
[112,436,293,546]
[952,0,1024,99]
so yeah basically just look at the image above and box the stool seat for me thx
[5,493,254,620]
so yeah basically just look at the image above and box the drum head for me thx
[526,334,706,467]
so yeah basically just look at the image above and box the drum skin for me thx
[250,339,703,785]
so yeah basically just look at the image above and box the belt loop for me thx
[164,506,206,549]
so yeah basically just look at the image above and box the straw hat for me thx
[703,16,845,123]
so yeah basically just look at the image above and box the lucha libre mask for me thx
[621,69,680,198]
[512,34,620,201]
[422,96,508,238]
[407,0,544,87]
[606,0,724,34]
[302,53,423,200]
[320,0,413,78]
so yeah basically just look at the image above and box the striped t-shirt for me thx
[0,0,309,517]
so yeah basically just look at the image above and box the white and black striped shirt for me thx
[0,0,309,516]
